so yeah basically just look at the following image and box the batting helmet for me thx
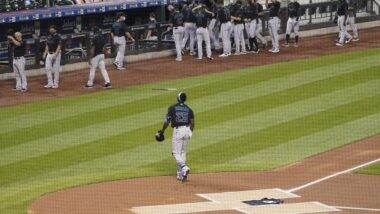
[177,92,187,103]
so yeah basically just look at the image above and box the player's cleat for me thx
[345,37,353,44]
[104,83,112,89]
[352,38,359,42]
[207,56,214,60]
[234,52,241,56]
[181,166,190,182]
[240,51,247,55]
[335,42,344,47]
[52,84,59,89]
[21,88,28,92]
[270,49,280,53]
[44,84,53,89]
[293,43,299,48]
[227,52,231,56]
[282,43,289,47]
[181,50,185,55]
[196,57,203,60]
[175,58,182,62]
[262,43,267,49]
[251,49,260,54]
[176,171,183,181]
[190,51,196,56]
[12,87,21,91]
[219,53,229,57]
[113,62,119,68]
[85,84,94,88]
[116,67,126,70]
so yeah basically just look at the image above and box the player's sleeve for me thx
[165,106,173,123]
[189,108,194,120]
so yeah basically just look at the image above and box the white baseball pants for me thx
[113,36,126,67]
[196,27,212,59]
[173,26,185,60]
[182,22,196,53]
[13,57,27,90]
[268,17,280,50]
[233,23,246,53]
[346,16,358,38]
[220,22,232,54]
[45,52,61,86]
[208,18,220,49]
[172,126,192,169]
[338,15,353,44]
[286,17,300,36]
[87,54,110,86]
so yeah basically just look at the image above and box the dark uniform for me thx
[112,21,128,68]
[166,102,194,128]
[230,1,247,54]
[285,1,301,45]
[182,3,197,54]
[347,0,359,39]
[45,33,62,88]
[217,5,232,56]
[267,1,281,52]
[245,2,263,51]
[12,39,27,90]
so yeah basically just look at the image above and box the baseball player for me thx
[230,0,247,55]
[181,1,197,55]
[208,1,221,50]
[8,32,27,92]
[217,3,232,57]
[158,92,195,182]
[7,29,15,84]
[168,4,185,61]
[347,0,359,41]
[245,0,264,53]
[193,3,214,60]
[42,25,61,89]
[266,0,281,53]
[284,0,301,47]
[85,27,111,89]
[335,0,353,46]
[111,12,135,70]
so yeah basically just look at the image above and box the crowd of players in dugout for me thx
[6,0,359,92]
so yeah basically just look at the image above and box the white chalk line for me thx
[196,194,220,203]
[287,158,380,193]
[334,206,380,211]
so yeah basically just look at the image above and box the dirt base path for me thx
[1,27,380,107]
[29,135,380,214]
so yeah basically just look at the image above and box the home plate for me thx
[130,188,339,213]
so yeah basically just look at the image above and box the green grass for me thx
[1,48,380,213]
[356,163,380,175]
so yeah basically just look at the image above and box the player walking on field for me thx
[8,32,27,92]
[168,4,185,61]
[284,0,301,47]
[43,25,62,89]
[335,0,353,46]
[217,2,232,57]
[85,27,111,89]
[158,92,195,182]
[266,0,281,53]
[111,12,135,70]
[193,3,214,60]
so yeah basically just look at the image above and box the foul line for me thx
[334,206,380,211]
[287,158,380,193]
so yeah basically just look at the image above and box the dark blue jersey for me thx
[112,21,128,37]
[268,1,281,17]
[170,10,185,27]
[337,0,348,16]
[288,2,300,18]
[217,6,230,23]
[166,103,194,128]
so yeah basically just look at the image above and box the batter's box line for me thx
[333,206,380,212]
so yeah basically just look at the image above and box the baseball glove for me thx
[155,130,165,142]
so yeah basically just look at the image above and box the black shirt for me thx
[182,5,195,23]
[166,102,194,128]
[230,3,244,24]
[8,42,14,63]
[13,41,26,58]
[112,21,128,37]
[92,35,105,56]
[46,34,61,53]
[268,1,281,18]
[217,6,230,23]
[194,9,212,28]
[337,0,348,16]
[170,10,185,27]
[245,3,263,20]
[288,2,300,18]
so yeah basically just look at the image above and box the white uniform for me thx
[268,17,280,51]
[87,54,110,86]
[172,126,192,175]
[196,27,212,59]
[173,26,185,60]
[45,52,61,87]
[13,56,27,90]
[338,15,352,44]
[208,18,221,49]
[233,23,246,54]
[346,14,358,39]
[113,36,126,67]
[249,19,266,46]
[286,17,299,37]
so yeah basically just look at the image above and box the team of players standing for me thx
[7,0,359,92]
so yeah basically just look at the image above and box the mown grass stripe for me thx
[24,80,379,179]
[1,68,377,185]
[0,58,378,165]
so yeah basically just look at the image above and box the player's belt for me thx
[14,56,24,59]
[174,125,189,129]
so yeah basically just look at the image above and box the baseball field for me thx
[1,32,380,213]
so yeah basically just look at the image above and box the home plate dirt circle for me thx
[28,136,380,214]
